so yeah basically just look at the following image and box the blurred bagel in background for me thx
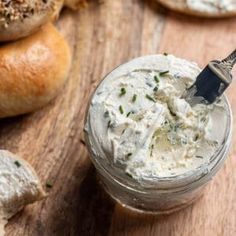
[0,0,63,42]
[0,23,71,118]
[64,0,89,10]
[157,0,236,17]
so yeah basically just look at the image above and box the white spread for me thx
[0,150,44,221]
[85,55,228,181]
[186,0,236,13]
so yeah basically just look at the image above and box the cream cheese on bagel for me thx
[0,150,45,234]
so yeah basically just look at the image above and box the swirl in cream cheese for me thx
[85,55,228,181]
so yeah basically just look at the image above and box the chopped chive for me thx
[104,111,109,118]
[127,111,131,117]
[132,94,137,103]
[46,181,53,188]
[126,172,132,177]
[163,52,168,56]
[159,70,169,76]
[14,160,21,168]
[150,144,154,157]
[122,129,126,134]
[127,153,132,157]
[119,87,126,96]
[194,134,199,141]
[154,75,159,83]
[119,105,124,114]
[145,94,156,102]
[153,86,158,92]
[196,155,203,159]
[107,120,111,128]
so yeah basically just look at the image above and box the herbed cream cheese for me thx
[186,0,236,13]
[85,55,228,181]
[0,150,44,220]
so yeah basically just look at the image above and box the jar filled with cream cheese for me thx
[84,55,232,214]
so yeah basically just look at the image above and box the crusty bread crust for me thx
[157,0,236,18]
[0,23,71,118]
[0,0,63,42]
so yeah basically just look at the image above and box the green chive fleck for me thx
[127,111,131,117]
[153,86,158,92]
[163,52,168,56]
[196,156,203,159]
[154,75,159,83]
[107,120,111,128]
[119,87,126,96]
[126,172,132,177]
[145,94,156,102]
[46,181,53,188]
[132,94,137,103]
[119,105,124,114]
[14,160,21,168]
[159,70,169,76]
[127,153,132,157]
[150,144,154,157]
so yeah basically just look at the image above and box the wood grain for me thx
[3,0,236,235]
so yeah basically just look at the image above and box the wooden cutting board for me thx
[4,0,236,235]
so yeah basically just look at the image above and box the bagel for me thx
[0,23,71,118]
[157,0,236,18]
[0,0,63,42]
[0,150,45,232]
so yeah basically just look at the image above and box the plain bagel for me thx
[0,23,71,118]
[0,0,63,42]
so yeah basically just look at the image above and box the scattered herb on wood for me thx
[46,181,53,188]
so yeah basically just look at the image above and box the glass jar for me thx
[84,55,233,214]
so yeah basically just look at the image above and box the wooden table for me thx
[4,0,236,235]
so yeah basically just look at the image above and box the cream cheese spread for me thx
[85,55,228,181]
[0,150,44,220]
[186,0,236,13]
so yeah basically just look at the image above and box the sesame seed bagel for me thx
[0,23,71,118]
[0,0,63,42]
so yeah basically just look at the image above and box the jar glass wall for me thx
[84,55,233,214]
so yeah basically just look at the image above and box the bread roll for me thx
[0,150,45,233]
[0,0,63,42]
[157,0,236,18]
[0,23,71,118]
